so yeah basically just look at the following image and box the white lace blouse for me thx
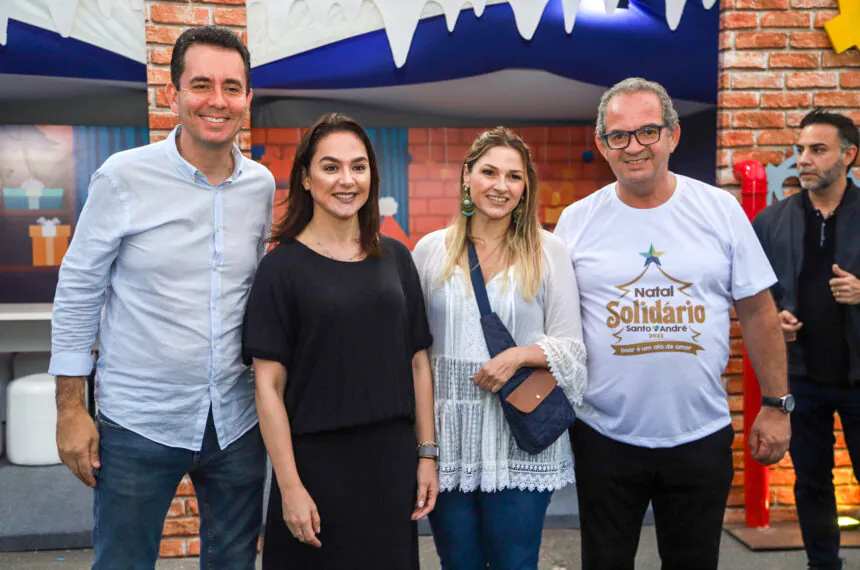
[412,229,587,493]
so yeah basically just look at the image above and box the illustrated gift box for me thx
[3,179,64,210]
[29,217,71,267]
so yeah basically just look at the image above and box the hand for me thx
[749,407,791,466]
[412,458,439,520]
[56,408,100,487]
[471,347,522,393]
[830,265,860,305]
[778,310,803,342]
[281,485,322,547]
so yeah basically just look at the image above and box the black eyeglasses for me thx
[601,125,667,150]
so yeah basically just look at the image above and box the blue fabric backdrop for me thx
[367,128,410,233]
[73,126,149,219]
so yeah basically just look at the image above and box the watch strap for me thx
[762,395,793,413]
[417,444,439,459]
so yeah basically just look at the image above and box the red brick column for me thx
[144,0,248,557]
[717,0,860,523]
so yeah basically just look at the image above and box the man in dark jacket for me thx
[753,109,860,570]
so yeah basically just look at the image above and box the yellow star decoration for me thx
[825,0,860,54]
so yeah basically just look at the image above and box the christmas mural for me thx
[0,126,149,303]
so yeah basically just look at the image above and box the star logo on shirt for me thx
[639,244,665,267]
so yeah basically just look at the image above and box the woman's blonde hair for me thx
[440,127,543,301]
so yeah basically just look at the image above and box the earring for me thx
[460,185,475,217]
[512,199,525,224]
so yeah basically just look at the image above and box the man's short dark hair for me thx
[800,108,859,151]
[170,25,251,93]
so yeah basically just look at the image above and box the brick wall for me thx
[717,0,860,523]
[252,127,303,228]
[144,0,249,557]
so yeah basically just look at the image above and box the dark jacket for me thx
[752,180,860,385]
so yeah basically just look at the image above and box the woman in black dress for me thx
[243,113,438,569]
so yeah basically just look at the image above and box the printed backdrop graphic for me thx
[0,125,148,303]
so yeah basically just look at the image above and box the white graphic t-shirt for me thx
[554,174,776,448]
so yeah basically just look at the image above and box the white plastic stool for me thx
[6,373,61,466]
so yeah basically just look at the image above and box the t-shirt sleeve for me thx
[553,205,576,260]
[396,242,433,354]
[242,250,295,366]
[536,234,588,405]
[726,196,778,301]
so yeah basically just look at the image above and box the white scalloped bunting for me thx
[562,0,581,33]
[46,0,79,38]
[373,0,429,67]
[506,0,550,40]
[254,0,717,68]
[665,0,687,30]
[0,0,11,45]
[97,0,112,18]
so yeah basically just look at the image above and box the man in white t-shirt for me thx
[554,77,791,570]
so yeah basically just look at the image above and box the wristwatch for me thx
[762,394,795,414]
[417,442,439,461]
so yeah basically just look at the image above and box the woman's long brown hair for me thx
[270,113,382,257]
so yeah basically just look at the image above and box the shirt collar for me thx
[801,180,853,217]
[801,188,815,214]
[165,125,245,185]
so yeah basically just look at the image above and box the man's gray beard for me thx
[800,163,844,194]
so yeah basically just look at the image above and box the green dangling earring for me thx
[512,199,525,224]
[460,185,475,217]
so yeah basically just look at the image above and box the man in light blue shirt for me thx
[50,26,274,569]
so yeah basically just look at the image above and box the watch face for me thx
[783,395,796,413]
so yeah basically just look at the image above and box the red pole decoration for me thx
[734,160,770,529]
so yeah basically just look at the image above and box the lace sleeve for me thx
[537,335,587,405]
[537,231,588,405]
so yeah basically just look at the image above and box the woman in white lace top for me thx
[412,127,587,569]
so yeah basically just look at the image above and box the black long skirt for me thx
[262,419,419,570]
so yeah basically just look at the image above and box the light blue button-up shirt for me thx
[50,126,275,451]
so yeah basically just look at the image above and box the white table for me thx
[0,304,53,353]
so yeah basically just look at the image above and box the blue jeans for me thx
[92,411,266,570]
[791,376,860,570]
[428,489,552,570]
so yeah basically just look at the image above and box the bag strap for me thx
[467,240,492,317]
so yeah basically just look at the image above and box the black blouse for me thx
[242,236,433,435]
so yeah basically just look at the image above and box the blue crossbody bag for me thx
[467,241,576,455]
